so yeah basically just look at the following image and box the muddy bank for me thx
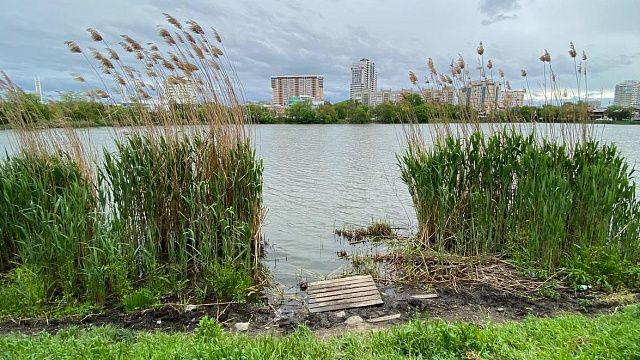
[1,283,635,336]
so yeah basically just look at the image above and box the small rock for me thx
[156,319,162,325]
[344,315,364,326]
[185,305,197,312]
[335,311,346,318]
[496,307,505,312]
[234,322,250,332]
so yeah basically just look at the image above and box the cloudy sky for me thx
[1,0,639,104]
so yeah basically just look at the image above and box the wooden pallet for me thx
[306,275,383,313]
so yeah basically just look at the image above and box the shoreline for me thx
[1,281,636,336]
[1,120,639,131]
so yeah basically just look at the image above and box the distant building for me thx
[460,80,501,112]
[369,89,414,106]
[34,77,43,103]
[164,77,197,104]
[350,58,377,105]
[271,75,324,107]
[587,100,601,109]
[287,95,324,108]
[422,88,456,105]
[614,80,640,107]
[498,89,526,109]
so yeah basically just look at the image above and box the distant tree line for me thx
[248,95,638,125]
[2,90,638,128]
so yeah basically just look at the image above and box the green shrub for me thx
[0,266,46,314]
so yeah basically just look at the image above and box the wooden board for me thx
[306,275,383,313]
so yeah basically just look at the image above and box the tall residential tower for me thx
[350,58,377,104]
[614,80,640,107]
[34,77,43,103]
[271,75,324,107]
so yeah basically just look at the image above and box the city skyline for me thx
[1,1,639,104]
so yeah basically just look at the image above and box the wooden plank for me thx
[307,278,376,293]
[308,280,375,293]
[308,299,383,313]
[308,285,378,300]
[306,275,370,287]
[307,281,376,295]
[308,294,382,310]
[367,314,401,323]
[411,293,438,300]
[308,289,380,304]
[306,275,383,313]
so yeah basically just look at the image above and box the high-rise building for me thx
[614,80,640,107]
[369,89,414,106]
[34,77,43,103]
[164,77,197,104]
[271,75,324,107]
[460,80,501,112]
[422,88,456,104]
[350,58,377,104]
[498,89,526,109]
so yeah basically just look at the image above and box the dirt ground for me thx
[1,282,636,336]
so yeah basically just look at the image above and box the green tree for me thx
[317,104,337,124]
[350,105,371,124]
[606,105,632,121]
[371,103,401,123]
[286,101,319,124]
[403,93,424,106]
[333,100,357,122]
[246,104,276,124]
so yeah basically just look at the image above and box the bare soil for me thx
[1,283,635,336]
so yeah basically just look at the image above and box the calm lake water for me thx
[1,124,639,288]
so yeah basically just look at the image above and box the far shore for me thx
[2,119,639,131]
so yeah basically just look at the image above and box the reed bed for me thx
[398,43,640,290]
[0,15,263,313]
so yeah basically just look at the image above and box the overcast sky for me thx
[1,0,639,104]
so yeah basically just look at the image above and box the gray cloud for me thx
[479,0,521,25]
[1,0,639,104]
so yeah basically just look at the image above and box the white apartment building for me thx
[350,58,377,105]
[614,80,640,107]
[422,88,456,104]
[164,77,197,105]
[271,75,324,107]
[368,89,414,106]
[498,89,526,109]
[460,80,501,112]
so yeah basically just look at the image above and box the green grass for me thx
[400,129,640,290]
[1,305,639,359]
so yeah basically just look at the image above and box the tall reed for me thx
[401,43,640,289]
[0,14,264,311]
